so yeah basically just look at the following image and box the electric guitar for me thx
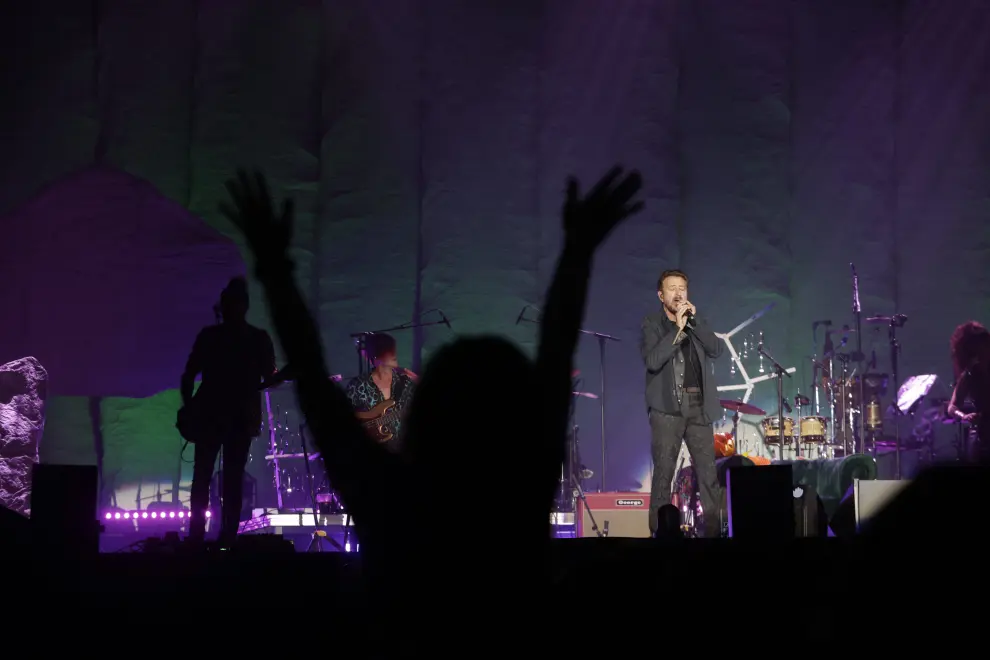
[355,399,402,443]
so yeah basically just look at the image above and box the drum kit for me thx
[255,369,344,514]
[697,309,920,465]
[711,398,832,462]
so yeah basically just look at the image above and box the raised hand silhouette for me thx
[563,165,644,253]
[218,169,295,262]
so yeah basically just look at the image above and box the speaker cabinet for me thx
[576,492,651,538]
[726,464,794,539]
[30,463,99,554]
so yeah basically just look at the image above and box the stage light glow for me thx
[101,509,209,522]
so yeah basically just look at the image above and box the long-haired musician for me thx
[947,321,990,462]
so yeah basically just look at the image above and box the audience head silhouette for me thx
[402,336,538,522]
[219,276,249,323]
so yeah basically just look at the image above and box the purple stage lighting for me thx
[103,509,210,521]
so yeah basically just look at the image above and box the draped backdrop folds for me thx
[1,0,988,504]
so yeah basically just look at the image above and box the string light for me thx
[715,305,796,404]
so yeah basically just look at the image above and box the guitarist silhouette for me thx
[344,333,417,445]
[178,277,276,544]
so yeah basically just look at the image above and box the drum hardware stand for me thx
[887,314,907,479]
[758,341,794,459]
[571,474,605,537]
[820,327,842,458]
[833,353,857,457]
[350,309,452,376]
[850,263,867,455]
[298,422,344,552]
[518,307,619,492]
[555,423,581,513]
[811,320,833,456]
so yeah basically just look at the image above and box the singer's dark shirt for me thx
[682,334,702,389]
[663,315,702,389]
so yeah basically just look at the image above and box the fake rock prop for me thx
[0,357,48,516]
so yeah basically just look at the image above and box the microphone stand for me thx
[582,328,621,492]
[349,311,450,376]
[758,342,794,459]
[518,310,619,492]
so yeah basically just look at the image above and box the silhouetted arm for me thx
[533,166,644,506]
[261,331,278,379]
[253,260,392,523]
[535,244,591,498]
[640,317,682,372]
[689,316,722,359]
[180,330,206,407]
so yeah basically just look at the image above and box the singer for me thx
[639,269,723,537]
[345,333,418,444]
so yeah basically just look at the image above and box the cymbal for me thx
[720,399,766,416]
[572,391,599,399]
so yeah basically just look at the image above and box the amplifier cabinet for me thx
[575,491,651,538]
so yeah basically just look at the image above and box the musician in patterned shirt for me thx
[345,333,417,445]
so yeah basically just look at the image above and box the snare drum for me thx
[798,416,828,443]
[761,416,794,444]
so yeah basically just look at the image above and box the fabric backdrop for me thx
[1,0,988,507]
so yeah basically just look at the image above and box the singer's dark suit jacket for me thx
[639,311,723,423]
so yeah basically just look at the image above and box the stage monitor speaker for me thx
[726,464,794,539]
[861,465,990,537]
[30,463,99,554]
[854,479,910,530]
[576,492,651,538]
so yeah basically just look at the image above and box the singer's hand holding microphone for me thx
[676,300,696,330]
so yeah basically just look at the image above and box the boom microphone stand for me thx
[517,306,618,492]
[758,340,794,458]
[350,309,453,376]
